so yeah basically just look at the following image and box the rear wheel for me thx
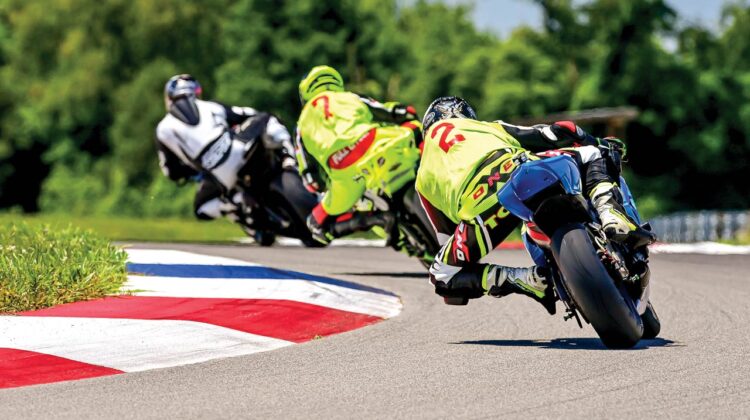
[267,170,322,247]
[641,302,661,339]
[399,186,440,269]
[398,223,436,269]
[551,223,643,349]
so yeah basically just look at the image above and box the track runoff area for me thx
[1,241,749,418]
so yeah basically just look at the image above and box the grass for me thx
[0,212,529,245]
[0,213,242,243]
[0,221,128,313]
[720,229,750,245]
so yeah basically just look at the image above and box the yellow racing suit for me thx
[296,91,422,216]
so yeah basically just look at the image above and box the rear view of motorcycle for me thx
[295,119,440,267]
[232,114,323,247]
[498,152,659,348]
[349,186,440,269]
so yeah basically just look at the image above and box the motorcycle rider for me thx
[416,96,653,308]
[155,74,299,240]
[295,65,423,245]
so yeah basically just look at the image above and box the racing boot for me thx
[486,265,556,315]
[590,182,655,248]
[330,211,395,241]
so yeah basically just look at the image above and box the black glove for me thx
[600,136,628,160]
[549,121,597,146]
[392,104,419,123]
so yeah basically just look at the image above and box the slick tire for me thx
[254,230,276,247]
[268,170,321,247]
[400,186,440,270]
[551,223,644,349]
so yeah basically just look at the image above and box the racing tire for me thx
[268,170,322,247]
[550,223,643,349]
[641,301,661,339]
[254,230,276,247]
[400,186,440,270]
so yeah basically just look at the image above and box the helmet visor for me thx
[169,96,200,125]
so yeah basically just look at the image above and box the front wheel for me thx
[254,230,276,247]
[551,223,644,349]
[266,170,321,247]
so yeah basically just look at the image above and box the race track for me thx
[2,243,749,418]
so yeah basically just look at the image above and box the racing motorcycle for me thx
[497,152,660,348]
[295,127,439,268]
[348,186,440,269]
[221,114,323,247]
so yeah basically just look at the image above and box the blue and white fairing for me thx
[496,155,583,222]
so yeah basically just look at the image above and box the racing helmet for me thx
[298,65,344,104]
[164,74,203,125]
[422,96,477,132]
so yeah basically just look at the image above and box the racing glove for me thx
[549,121,598,146]
[306,204,334,245]
[600,136,628,160]
[392,104,419,124]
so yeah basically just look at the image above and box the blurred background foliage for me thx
[0,0,749,219]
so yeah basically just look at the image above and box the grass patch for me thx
[0,212,528,245]
[0,221,129,313]
[0,213,242,243]
[720,229,750,245]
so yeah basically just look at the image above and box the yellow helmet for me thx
[298,65,344,103]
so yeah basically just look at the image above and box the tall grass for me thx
[0,221,128,313]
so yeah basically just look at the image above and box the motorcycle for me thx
[348,186,440,269]
[228,114,323,247]
[497,152,660,348]
[295,124,439,267]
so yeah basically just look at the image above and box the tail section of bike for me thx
[497,155,645,348]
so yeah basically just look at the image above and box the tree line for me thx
[0,0,748,218]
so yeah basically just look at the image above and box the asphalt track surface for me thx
[3,243,750,419]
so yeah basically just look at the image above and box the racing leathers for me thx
[295,91,422,244]
[416,118,640,307]
[156,98,295,222]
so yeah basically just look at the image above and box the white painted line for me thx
[125,276,402,319]
[0,317,291,372]
[125,249,259,266]
[650,242,750,255]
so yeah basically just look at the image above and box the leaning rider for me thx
[296,65,423,245]
[155,74,298,240]
[415,96,654,308]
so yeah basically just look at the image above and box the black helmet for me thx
[164,74,203,125]
[422,96,477,132]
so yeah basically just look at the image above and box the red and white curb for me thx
[0,249,402,389]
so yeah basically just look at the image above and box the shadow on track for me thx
[338,272,426,279]
[454,337,678,350]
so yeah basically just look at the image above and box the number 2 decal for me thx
[431,122,465,152]
[312,95,333,120]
